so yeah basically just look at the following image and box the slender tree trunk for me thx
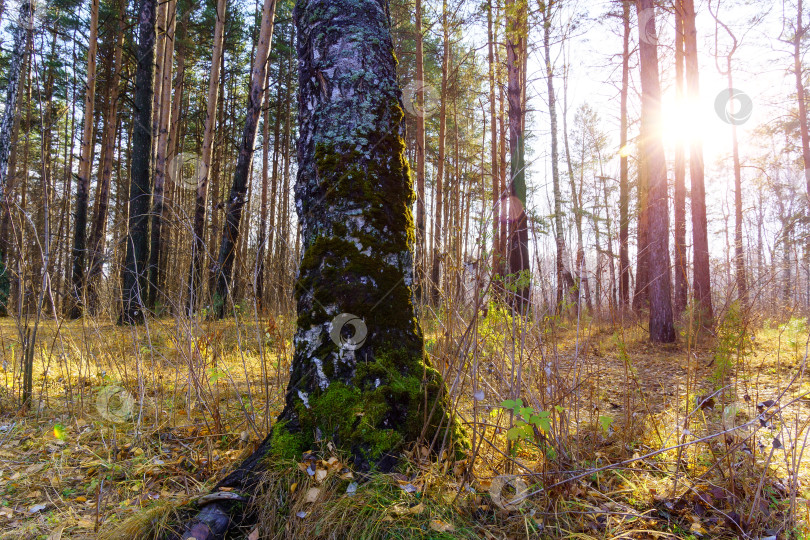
[0,2,33,316]
[430,0,449,304]
[793,0,809,308]
[543,4,571,311]
[120,0,157,324]
[147,0,177,312]
[618,0,630,311]
[505,0,529,313]
[636,0,675,342]
[673,0,688,315]
[256,70,271,313]
[414,0,426,298]
[214,0,277,317]
[267,69,283,310]
[68,0,100,318]
[683,0,713,325]
[487,0,501,284]
[87,0,125,313]
[563,79,590,313]
[710,4,748,308]
[188,0,227,315]
[728,67,747,307]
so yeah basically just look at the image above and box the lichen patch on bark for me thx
[274,0,465,468]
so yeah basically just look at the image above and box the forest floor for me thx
[0,311,807,539]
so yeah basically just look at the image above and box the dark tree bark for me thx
[673,0,688,315]
[619,0,630,310]
[506,0,530,313]
[180,0,461,536]
[187,0,227,315]
[636,0,675,342]
[213,0,277,317]
[683,0,713,325]
[256,70,272,313]
[68,0,100,318]
[87,0,125,313]
[430,0,449,304]
[119,0,157,324]
[414,0,426,298]
[147,0,177,312]
[0,1,33,316]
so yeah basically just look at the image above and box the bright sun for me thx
[660,98,731,164]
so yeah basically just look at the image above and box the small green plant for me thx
[711,301,751,386]
[500,399,555,457]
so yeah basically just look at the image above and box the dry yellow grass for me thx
[0,310,807,539]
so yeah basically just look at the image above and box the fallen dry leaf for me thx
[392,502,425,516]
[430,519,455,532]
[305,487,320,503]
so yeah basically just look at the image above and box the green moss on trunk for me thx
[277,0,466,470]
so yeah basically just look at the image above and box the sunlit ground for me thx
[0,310,807,538]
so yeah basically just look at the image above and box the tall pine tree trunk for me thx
[683,0,713,325]
[213,0,277,317]
[793,0,809,308]
[636,0,675,342]
[0,1,33,316]
[68,0,100,318]
[430,0,449,304]
[618,0,630,310]
[673,0,688,315]
[87,0,125,313]
[120,0,157,324]
[487,0,501,284]
[506,0,529,312]
[187,0,227,315]
[414,0,426,299]
[147,0,177,312]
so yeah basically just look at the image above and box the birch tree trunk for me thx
[181,0,462,536]
[281,0,462,463]
[543,3,573,311]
